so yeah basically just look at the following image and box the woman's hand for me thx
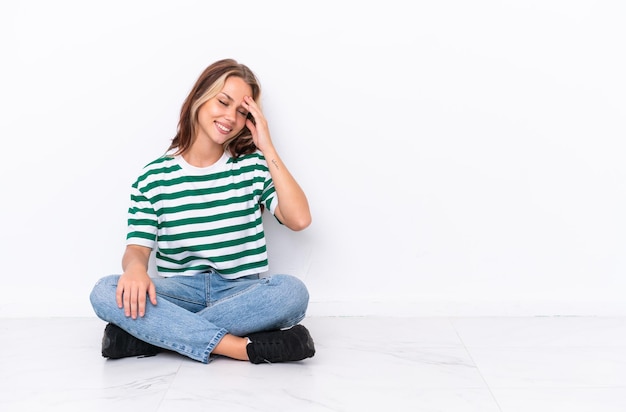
[243,95,274,154]
[116,245,156,319]
[241,97,312,231]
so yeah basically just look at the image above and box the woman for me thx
[90,58,315,364]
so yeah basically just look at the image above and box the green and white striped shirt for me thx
[126,150,278,278]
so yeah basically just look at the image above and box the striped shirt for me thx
[126,150,278,278]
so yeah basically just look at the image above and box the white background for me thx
[1,0,624,317]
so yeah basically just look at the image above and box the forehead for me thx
[220,76,252,101]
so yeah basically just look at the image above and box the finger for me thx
[246,118,257,134]
[130,286,138,319]
[123,286,131,317]
[148,282,158,306]
[122,286,132,316]
[244,96,261,117]
[138,291,146,317]
[115,283,124,309]
[244,95,256,109]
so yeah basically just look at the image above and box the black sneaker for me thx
[101,323,161,359]
[246,324,315,364]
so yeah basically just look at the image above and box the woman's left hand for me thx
[243,96,273,153]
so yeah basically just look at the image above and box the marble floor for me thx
[1,316,625,411]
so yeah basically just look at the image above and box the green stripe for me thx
[127,218,158,227]
[159,225,264,255]
[260,185,275,203]
[128,206,157,216]
[143,163,266,193]
[217,259,269,275]
[126,231,155,241]
[136,161,180,186]
[150,176,265,204]
[157,244,266,267]
[155,193,261,217]
[227,151,266,166]
[129,192,154,207]
[156,258,268,276]
[160,206,258,229]
[157,263,213,274]
[158,221,263,248]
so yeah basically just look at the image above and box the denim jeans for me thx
[89,270,309,363]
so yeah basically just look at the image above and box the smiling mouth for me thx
[215,122,232,133]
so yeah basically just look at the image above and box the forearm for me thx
[264,147,311,231]
[121,245,151,275]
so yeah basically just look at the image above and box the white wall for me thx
[1,0,624,317]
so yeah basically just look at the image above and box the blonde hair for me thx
[168,59,262,158]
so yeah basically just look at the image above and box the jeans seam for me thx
[208,279,266,308]
[157,291,205,307]
[204,328,228,363]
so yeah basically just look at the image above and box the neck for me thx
[182,143,225,168]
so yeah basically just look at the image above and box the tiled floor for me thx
[1,316,625,411]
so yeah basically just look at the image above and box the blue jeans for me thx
[89,270,309,363]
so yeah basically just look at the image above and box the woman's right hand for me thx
[116,245,156,319]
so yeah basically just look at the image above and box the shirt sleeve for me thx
[125,181,157,249]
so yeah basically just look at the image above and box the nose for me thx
[225,106,238,122]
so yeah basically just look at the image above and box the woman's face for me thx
[196,76,253,147]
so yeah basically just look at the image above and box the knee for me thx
[270,274,310,315]
[89,275,119,314]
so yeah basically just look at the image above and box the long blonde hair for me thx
[168,59,262,158]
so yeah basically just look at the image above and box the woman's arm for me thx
[243,96,312,231]
[262,146,312,231]
[116,244,156,319]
